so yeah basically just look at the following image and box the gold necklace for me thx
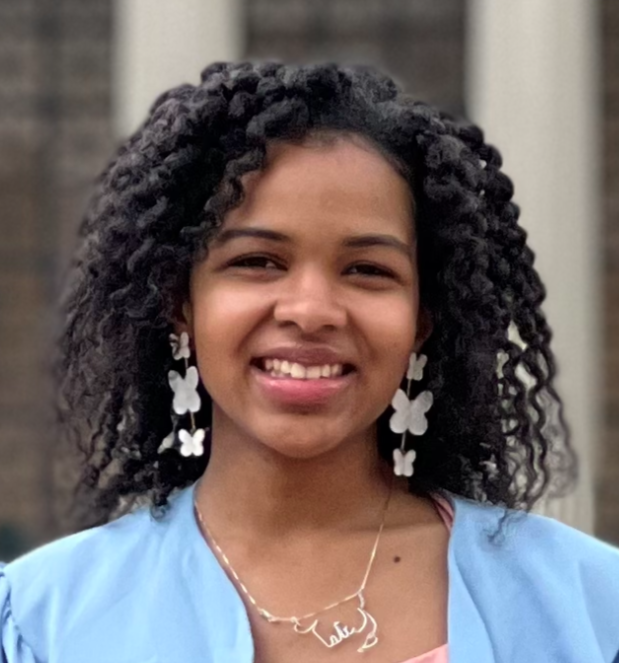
[194,482,393,654]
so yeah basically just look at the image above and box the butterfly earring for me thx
[389,353,433,477]
[158,331,207,457]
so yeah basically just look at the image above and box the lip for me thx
[249,364,356,407]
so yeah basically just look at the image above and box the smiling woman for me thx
[1,61,618,663]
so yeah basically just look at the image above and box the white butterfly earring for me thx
[158,331,208,457]
[389,353,433,477]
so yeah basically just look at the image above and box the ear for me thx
[173,301,194,338]
[413,307,433,352]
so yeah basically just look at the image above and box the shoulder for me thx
[5,499,164,593]
[1,497,175,661]
[449,495,619,660]
[451,494,619,572]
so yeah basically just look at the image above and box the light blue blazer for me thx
[2,482,619,662]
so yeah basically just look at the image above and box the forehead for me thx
[222,135,415,241]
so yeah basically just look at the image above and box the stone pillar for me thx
[598,0,619,544]
[466,0,601,532]
[112,0,243,137]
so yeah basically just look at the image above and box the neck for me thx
[194,425,393,541]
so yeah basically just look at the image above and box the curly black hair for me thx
[56,61,576,528]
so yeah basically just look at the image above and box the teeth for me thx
[260,359,346,379]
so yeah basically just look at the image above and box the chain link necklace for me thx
[194,482,393,654]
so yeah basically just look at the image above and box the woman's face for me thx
[182,135,427,459]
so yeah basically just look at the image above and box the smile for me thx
[250,360,356,406]
[259,358,347,379]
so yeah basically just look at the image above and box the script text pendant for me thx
[265,591,379,654]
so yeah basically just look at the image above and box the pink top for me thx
[396,495,453,663]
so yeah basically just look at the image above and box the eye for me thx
[347,263,395,278]
[224,256,396,279]
[227,254,283,270]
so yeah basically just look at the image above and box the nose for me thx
[273,266,347,334]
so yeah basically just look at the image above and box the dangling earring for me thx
[158,331,207,457]
[389,353,433,477]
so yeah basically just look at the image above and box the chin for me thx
[259,430,346,461]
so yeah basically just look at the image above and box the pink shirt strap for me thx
[399,643,449,663]
[431,493,455,530]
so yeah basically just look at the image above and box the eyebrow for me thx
[213,227,413,258]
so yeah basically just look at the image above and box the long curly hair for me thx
[56,61,576,528]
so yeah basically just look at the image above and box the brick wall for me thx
[245,0,465,114]
[0,0,113,558]
[597,0,619,543]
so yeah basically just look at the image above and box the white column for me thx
[466,1,601,532]
[112,0,243,138]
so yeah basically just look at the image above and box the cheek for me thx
[355,296,417,383]
[189,285,266,387]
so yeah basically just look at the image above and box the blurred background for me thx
[0,0,616,560]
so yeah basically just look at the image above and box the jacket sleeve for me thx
[0,565,38,663]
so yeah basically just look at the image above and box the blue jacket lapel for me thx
[446,495,497,663]
[150,483,254,662]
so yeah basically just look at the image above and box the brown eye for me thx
[347,263,395,278]
[228,255,282,270]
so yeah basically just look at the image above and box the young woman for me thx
[2,61,618,663]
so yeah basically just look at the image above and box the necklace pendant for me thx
[292,593,378,654]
